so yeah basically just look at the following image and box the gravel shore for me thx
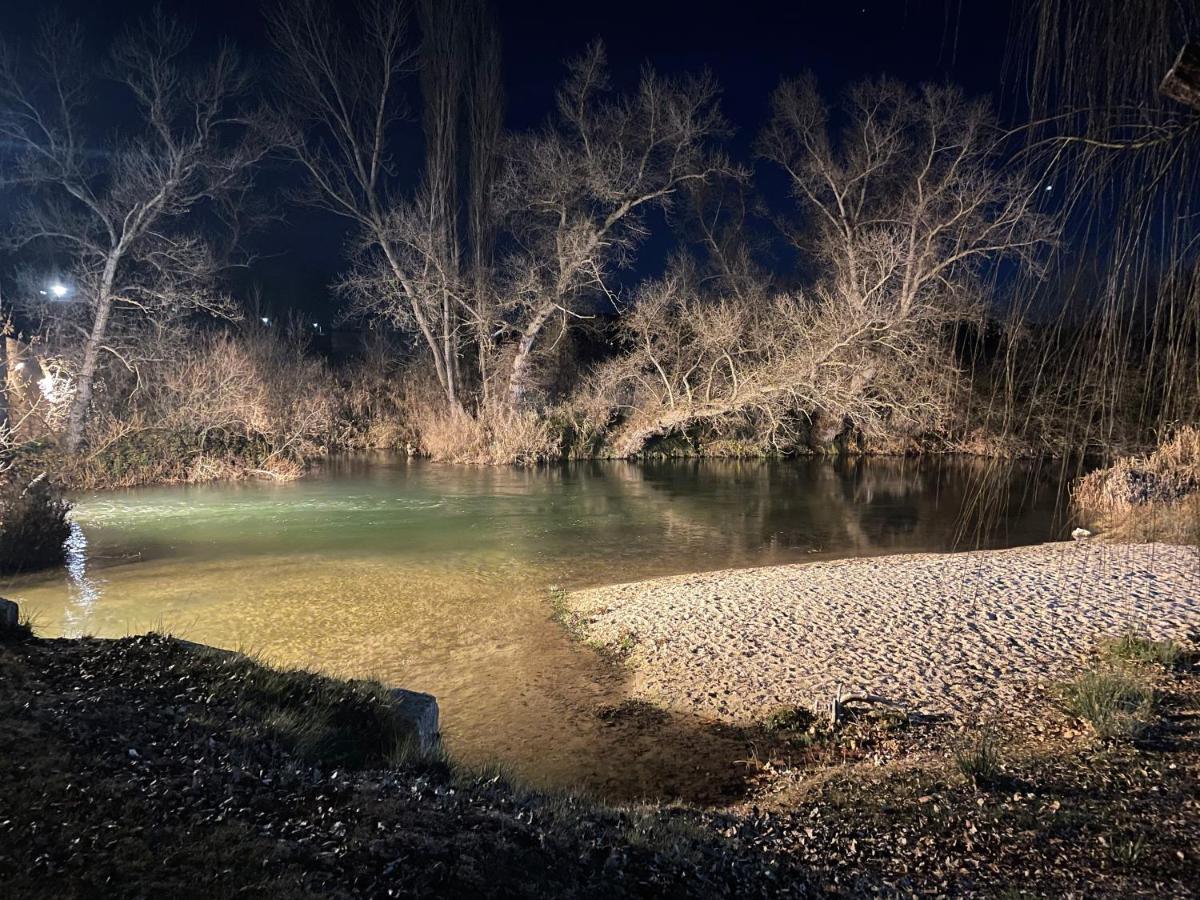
[566,542,1200,723]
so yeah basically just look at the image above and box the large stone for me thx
[0,598,18,630]
[390,688,440,754]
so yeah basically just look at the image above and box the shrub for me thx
[0,474,71,574]
[1061,670,1154,741]
[59,327,340,488]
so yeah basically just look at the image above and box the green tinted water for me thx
[4,455,1073,800]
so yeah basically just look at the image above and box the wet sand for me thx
[565,542,1200,722]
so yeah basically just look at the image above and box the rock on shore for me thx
[565,542,1200,723]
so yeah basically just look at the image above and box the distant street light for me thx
[260,316,271,325]
[39,281,71,299]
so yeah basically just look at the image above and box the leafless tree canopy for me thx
[270,0,502,411]
[496,41,736,408]
[1,1,1186,469]
[0,11,263,451]
[586,79,1055,456]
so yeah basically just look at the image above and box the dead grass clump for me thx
[414,404,561,465]
[1074,427,1200,542]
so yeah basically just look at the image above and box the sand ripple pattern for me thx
[566,542,1200,722]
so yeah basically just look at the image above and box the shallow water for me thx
[5,455,1076,800]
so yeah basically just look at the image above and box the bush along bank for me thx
[0,472,70,574]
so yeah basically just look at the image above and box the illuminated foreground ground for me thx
[565,541,1200,722]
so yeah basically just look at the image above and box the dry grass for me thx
[1073,426,1200,543]
[334,340,419,452]
[414,403,561,465]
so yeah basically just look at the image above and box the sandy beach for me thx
[565,541,1200,723]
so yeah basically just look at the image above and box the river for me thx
[5,455,1078,800]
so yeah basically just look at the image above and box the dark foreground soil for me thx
[735,655,1200,897]
[0,632,805,899]
[2,627,1198,898]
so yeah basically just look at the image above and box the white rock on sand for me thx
[565,542,1200,723]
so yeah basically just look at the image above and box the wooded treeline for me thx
[0,0,1197,484]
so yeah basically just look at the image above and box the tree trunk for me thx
[63,258,118,454]
[505,303,556,409]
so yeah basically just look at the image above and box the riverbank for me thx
[0,627,801,898]
[557,541,1200,894]
[3,605,1198,895]
[563,541,1200,724]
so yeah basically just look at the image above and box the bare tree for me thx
[416,0,466,407]
[497,42,735,409]
[0,13,261,453]
[464,2,504,405]
[271,0,500,412]
[596,77,1053,456]
[266,0,453,397]
[760,76,1049,323]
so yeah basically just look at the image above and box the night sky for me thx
[0,0,1017,321]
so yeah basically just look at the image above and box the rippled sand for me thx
[565,542,1200,722]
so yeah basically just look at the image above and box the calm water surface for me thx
[6,456,1076,799]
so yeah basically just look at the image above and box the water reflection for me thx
[4,455,1076,797]
[62,523,101,637]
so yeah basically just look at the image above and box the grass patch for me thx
[550,588,640,662]
[1110,834,1149,867]
[1100,632,1189,671]
[548,586,586,637]
[200,647,426,769]
[0,610,35,643]
[954,733,1002,788]
[1061,670,1155,741]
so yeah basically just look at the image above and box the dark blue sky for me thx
[1,0,1017,320]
